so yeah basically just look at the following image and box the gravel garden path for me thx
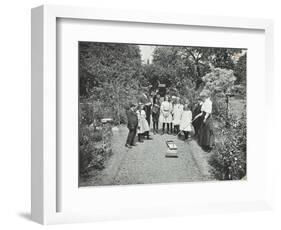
[81,126,212,186]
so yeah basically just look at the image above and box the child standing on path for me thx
[172,97,183,135]
[179,103,193,141]
[152,93,161,134]
[159,95,173,134]
[136,103,152,142]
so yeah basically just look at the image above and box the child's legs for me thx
[145,130,149,138]
[183,131,189,140]
[175,125,179,134]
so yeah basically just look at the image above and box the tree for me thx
[177,47,211,89]
[234,53,247,85]
[202,67,236,96]
[208,48,241,70]
[151,46,183,87]
[79,42,143,124]
[150,46,206,90]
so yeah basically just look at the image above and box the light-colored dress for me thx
[201,97,212,114]
[180,110,192,131]
[159,101,173,123]
[136,110,150,134]
[172,103,183,125]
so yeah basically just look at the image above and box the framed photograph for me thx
[31,5,274,225]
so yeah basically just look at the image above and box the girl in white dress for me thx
[179,103,193,140]
[172,97,183,135]
[159,95,173,134]
[136,104,151,142]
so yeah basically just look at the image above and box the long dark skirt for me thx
[192,118,202,137]
[198,115,214,149]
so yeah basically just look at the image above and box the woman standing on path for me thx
[159,95,173,134]
[172,97,183,135]
[136,103,152,142]
[179,103,193,141]
[194,90,214,152]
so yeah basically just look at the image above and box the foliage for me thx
[150,46,242,91]
[79,126,102,148]
[175,78,198,110]
[201,66,246,181]
[150,47,185,88]
[209,112,247,180]
[234,53,247,96]
[79,144,107,174]
[212,97,228,120]
[201,67,237,118]
[79,124,112,176]
[152,46,211,89]
[79,42,143,125]
[79,42,142,96]
[208,48,241,70]
[80,102,102,126]
[202,67,237,96]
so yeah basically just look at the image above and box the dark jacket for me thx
[192,103,202,119]
[126,109,138,129]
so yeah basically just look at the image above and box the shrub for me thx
[80,126,103,144]
[202,67,236,96]
[79,145,107,174]
[79,124,112,176]
[175,78,199,110]
[212,97,227,120]
[80,102,94,126]
[209,113,246,180]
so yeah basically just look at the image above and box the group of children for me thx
[158,95,193,140]
[136,93,193,142]
[126,89,214,151]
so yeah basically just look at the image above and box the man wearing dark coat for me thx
[125,103,138,148]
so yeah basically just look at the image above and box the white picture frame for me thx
[31,5,274,225]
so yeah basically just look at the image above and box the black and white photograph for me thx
[79,42,247,187]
